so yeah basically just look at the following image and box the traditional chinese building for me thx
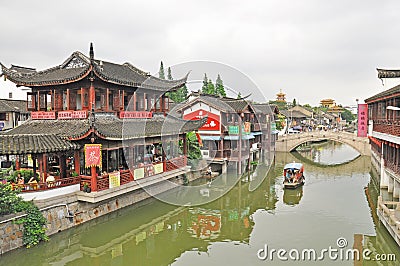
[0,44,205,196]
[174,93,275,174]
[366,67,400,247]
[276,89,286,102]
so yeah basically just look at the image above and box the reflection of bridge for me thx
[275,131,370,156]
[275,152,371,176]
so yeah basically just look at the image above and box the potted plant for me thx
[83,182,91,193]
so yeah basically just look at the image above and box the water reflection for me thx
[283,186,303,206]
[296,140,360,165]
[1,147,400,265]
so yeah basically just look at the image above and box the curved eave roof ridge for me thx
[60,51,90,68]
[93,68,142,87]
[123,62,150,76]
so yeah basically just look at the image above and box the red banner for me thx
[31,111,56,120]
[357,104,368,137]
[58,110,87,119]
[84,144,102,168]
[183,109,220,131]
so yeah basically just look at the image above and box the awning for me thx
[200,135,221,141]
[250,132,262,136]
[224,135,255,140]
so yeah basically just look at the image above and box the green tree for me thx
[293,98,297,106]
[201,73,208,93]
[341,109,356,123]
[0,183,27,215]
[215,74,226,97]
[165,67,188,103]
[159,61,165,79]
[167,67,173,80]
[237,92,242,99]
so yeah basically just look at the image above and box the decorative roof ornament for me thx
[89,42,94,62]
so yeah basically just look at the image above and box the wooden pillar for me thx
[37,91,40,111]
[91,166,98,192]
[60,154,67,178]
[133,92,137,111]
[143,93,147,111]
[32,154,37,179]
[42,154,47,181]
[15,156,20,170]
[74,150,80,175]
[38,154,43,182]
[106,88,109,111]
[89,84,95,111]
[66,89,70,110]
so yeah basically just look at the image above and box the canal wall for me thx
[0,170,202,254]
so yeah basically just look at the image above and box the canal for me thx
[1,141,399,265]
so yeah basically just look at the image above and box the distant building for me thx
[0,99,29,130]
[276,89,286,102]
[320,99,335,108]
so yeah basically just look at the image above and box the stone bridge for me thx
[275,131,371,156]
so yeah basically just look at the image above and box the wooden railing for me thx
[79,156,187,192]
[373,119,400,137]
[13,176,80,192]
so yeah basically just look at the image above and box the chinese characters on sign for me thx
[357,104,368,137]
[183,109,221,131]
[109,171,120,188]
[84,144,102,168]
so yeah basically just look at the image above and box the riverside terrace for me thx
[0,43,206,201]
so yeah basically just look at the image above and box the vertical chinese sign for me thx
[357,104,368,137]
[84,144,102,168]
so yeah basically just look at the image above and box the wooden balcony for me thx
[373,119,400,137]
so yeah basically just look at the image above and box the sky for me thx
[1,0,400,106]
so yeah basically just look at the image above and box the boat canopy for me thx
[284,162,303,170]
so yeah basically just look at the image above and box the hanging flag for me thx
[84,144,102,168]
[195,132,203,147]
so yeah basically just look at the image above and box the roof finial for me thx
[89,43,94,61]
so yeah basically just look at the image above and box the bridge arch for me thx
[275,131,371,156]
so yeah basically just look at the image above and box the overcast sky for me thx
[1,0,400,106]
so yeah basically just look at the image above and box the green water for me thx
[1,145,399,265]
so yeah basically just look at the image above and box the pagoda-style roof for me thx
[0,45,187,91]
[0,134,80,155]
[377,68,400,79]
[365,83,400,103]
[252,103,279,116]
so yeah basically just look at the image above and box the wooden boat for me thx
[283,162,305,189]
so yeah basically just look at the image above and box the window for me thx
[0,113,7,121]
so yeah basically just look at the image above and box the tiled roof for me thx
[0,134,80,155]
[2,113,206,142]
[252,103,277,115]
[177,94,252,113]
[95,113,207,139]
[0,99,28,113]
[365,83,400,103]
[377,68,400,79]
[1,47,186,91]
[2,118,91,139]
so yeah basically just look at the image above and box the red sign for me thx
[357,104,368,137]
[31,111,56,120]
[184,109,220,131]
[119,111,153,119]
[58,110,87,119]
[84,144,102,168]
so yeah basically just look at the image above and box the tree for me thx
[292,98,297,106]
[167,67,173,80]
[201,73,208,93]
[341,109,356,123]
[204,79,215,95]
[237,92,242,99]
[164,67,188,103]
[158,61,165,79]
[215,74,226,97]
